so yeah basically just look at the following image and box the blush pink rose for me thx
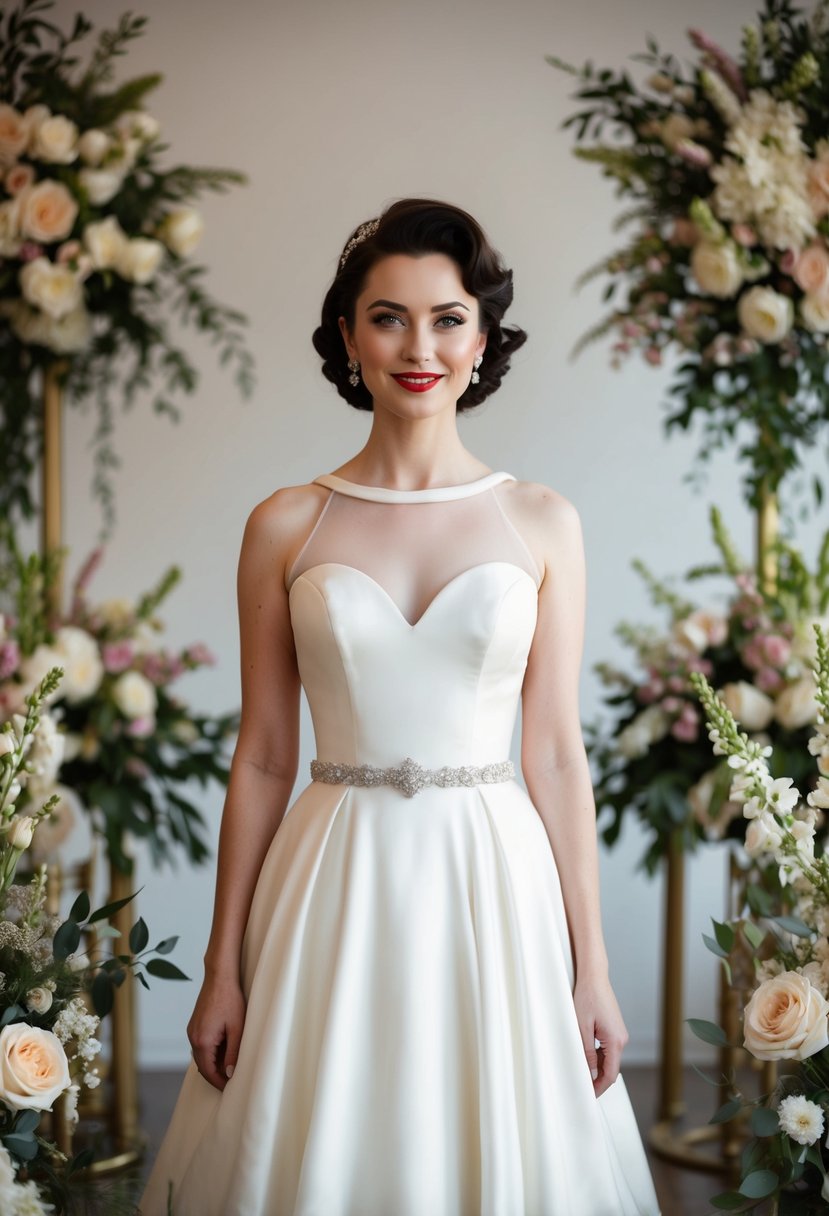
[0,1023,70,1111]
[793,243,829,297]
[18,179,78,244]
[744,972,829,1061]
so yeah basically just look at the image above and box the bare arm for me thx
[518,486,627,1097]
[188,486,323,1089]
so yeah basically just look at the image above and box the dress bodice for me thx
[287,472,541,768]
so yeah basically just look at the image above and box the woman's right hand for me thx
[186,971,247,1092]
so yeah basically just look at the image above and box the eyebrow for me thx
[365,299,470,313]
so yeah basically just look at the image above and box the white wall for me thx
[40,0,826,1080]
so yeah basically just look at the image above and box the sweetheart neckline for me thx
[288,561,539,629]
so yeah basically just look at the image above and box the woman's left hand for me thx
[573,974,629,1098]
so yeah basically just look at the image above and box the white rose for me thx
[801,293,829,333]
[616,705,670,758]
[0,103,29,164]
[0,1023,71,1110]
[53,625,104,704]
[743,971,829,1061]
[31,114,79,164]
[83,214,129,270]
[691,241,744,298]
[79,167,125,206]
[14,303,92,354]
[17,642,64,705]
[77,128,112,166]
[157,207,204,257]
[22,103,50,143]
[171,718,199,745]
[0,197,22,257]
[98,597,134,629]
[112,670,157,719]
[116,237,165,284]
[738,286,795,343]
[775,677,819,731]
[19,257,83,320]
[25,986,54,1014]
[720,681,775,731]
[115,109,160,143]
[7,815,36,851]
[25,710,65,795]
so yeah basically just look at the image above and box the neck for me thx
[335,408,490,490]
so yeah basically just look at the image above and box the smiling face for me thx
[338,253,487,417]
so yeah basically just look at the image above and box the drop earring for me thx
[470,355,482,386]
[348,358,361,387]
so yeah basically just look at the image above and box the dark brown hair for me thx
[312,198,527,411]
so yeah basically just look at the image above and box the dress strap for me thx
[311,471,515,504]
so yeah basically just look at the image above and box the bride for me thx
[140,197,659,1215]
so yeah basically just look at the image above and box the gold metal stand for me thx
[40,360,145,1173]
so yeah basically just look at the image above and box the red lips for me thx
[391,374,444,393]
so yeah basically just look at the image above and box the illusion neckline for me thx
[312,470,515,503]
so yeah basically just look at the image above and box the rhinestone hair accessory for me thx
[339,218,380,271]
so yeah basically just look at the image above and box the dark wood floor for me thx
[70,1066,735,1214]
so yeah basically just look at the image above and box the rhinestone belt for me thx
[310,756,515,799]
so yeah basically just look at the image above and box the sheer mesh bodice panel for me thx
[286,473,542,628]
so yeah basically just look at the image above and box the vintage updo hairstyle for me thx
[312,198,528,411]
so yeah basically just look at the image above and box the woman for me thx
[140,198,659,1215]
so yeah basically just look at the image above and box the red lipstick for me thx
[391,374,444,393]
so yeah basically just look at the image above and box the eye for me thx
[436,314,466,328]
[370,312,403,327]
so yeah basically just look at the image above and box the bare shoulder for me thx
[240,481,331,584]
[498,478,582,552]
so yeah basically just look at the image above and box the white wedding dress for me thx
[139,471,659,1216]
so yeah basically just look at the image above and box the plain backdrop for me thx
[31,0,827,1078]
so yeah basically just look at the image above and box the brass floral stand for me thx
[41,361,144,1173]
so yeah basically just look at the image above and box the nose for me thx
[400,319,434,364]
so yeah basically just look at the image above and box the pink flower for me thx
[732,224,757,247]
[184,642,216,666]
[0,640,20,680]
[69,548,105,620]
[141,654,168,684]
[756,666,785,694]
[666,674,687,693]
[637,678,665,703]
[125,716,154,738]
[661,695,683,713]
[18,241,44,262]
[125,756,150,779]
[741,637,765,670]
[687,28,747,100]
[792,243,829,297]
[102,641,134,673]
[760,633,791,667]
[779,249,798,275]
[671,714,699,743]
[644,346,662,366]
[5,163,34,195]
[670,218,699,248]
[675,139,712,169]
[56,239,82,264]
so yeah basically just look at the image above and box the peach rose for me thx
[30,114,79,164]
[5,163,34,195]
[793,243,829,297]
[743,971,829,1061]
[0,1023,70,1110]
[19,179,78,244]
[775,677,819,732]
[0,103,29,164]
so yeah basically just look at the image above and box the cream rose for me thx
[0,197,22,257]
[115,109,160,143]
[116,237,165,284]
[691,241,744,298]
[83,214,128,271]
[25,987,54,1015]
[54,625,104,703]
[31,114,79,164]
[743,971,829,1061]
[616,705,670,759]
[112,670,157,719]
[0,103,29,164]
[78,167,124,207]
[738,286,795,343]
[0,1023,71,1110]
[19,257,83,320]
[18,179,78,243]
[801,293,829,333]
[720,681,775,731]
[674,609,728,653]
[792,242,829,296]
[775,677,819,731]
[157,207,204,257]
[77,128,111,166]
[10,301,92,354]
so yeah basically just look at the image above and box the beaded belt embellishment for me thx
[310,756,515,799]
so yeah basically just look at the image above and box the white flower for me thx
[18,179,78,244]
[0,197,23,257]
[776,677,819,731]
[24,987,53,1014]
[112,670,157,719]
[77,128,111,166]
[157,207,204,257]
[16,642,64,706]
[0,103,30,164]
[19,258,83,320]
[115,109,160,143]
[660,112,695,151]
[25,711,65,798]
[720,681,775,732]
[78,167,124,206]
[616,705,670,758]
[691,241,744,298]
[745,812,784,860]
[6,816,36,851]
[738,286,794,343]
[808,777,829,811]
[764,776,801,816]
[83,215,129,270]
[30,114,78,164]
[116,237,165,284]
[778,1093,825,1145]
[29,783,79,859]
[54,625,103,704]
[801,293,829,333]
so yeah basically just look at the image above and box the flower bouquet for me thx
[0,0,254,535]
[0,538,238,873]
[588,506,829,871]
[689,626,829,1212]
[549,0,829,509]
[1,666,187,1214]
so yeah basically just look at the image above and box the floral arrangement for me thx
[689,626,829,1211]
[0,537,238,873]
[0,0,254,535]
[587,505,829,871]
[550,0,829,509]
[1,666,187,1214]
